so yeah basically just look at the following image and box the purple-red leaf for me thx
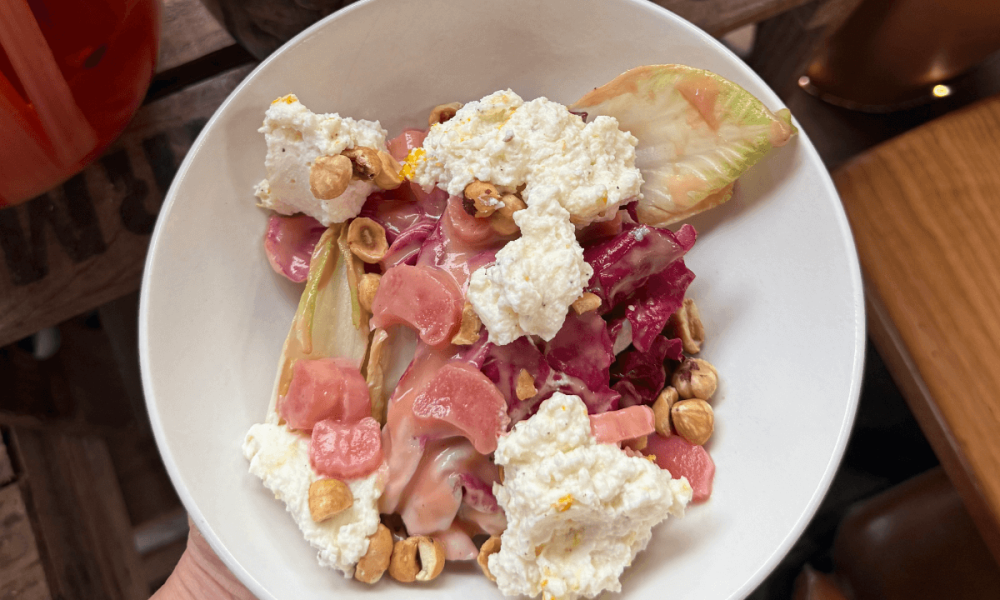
[264,213,326,283]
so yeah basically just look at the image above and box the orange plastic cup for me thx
[0,0,160,207]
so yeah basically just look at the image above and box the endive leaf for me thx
[572,65,796,227]
[267,224,371,422]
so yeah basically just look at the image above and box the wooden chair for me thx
[833,94,1000,563]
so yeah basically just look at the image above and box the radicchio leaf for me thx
[263,213,326,283]
[623,259,695,352]
[482,313,619,423]
[584,222,696,308]
[610,335,683,406]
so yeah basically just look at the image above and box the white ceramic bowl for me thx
[139,0,865,598]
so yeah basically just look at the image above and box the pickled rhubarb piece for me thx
[443,194,499,247]
[643,434,715,503]
[387,128,428,161]
[589,405,655,445]
[310,417,384,480]
[263,214,326,283]
[279,357,371,430]
[411,361,508,454]
[371,264,464,347]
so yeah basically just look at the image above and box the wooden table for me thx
[0,0,863,348]
[834,96,1000,564]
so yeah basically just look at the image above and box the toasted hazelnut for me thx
[515,369,537,401]
[488,193,527,235]
[451,302,482,345]
[374,150,404,190]
[671,399,714,445]
[652,387,678,437]
[477,535,502,581]
[623,435,648,451]
[489,211,519,236]
[309,154,352,199]
[347,217,389,264]
[571,292,602,315]
[389,536,445,583]
[355,524,393,584]
[342,146,382,181]
[670,298,705,354]
[496,193,526,219]
[428,102,462,127]
[415,536,446,581]
[672,358,718,400]
[464,181,502,218]
[308,479,353,522]
[388,537,419,582]
[359,273,381,314]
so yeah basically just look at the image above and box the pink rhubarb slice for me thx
[371,264,464,347]
[411,361,509,454]
[279,357,371,430]
[643,433,715,503]
[589,405,655,445]
[310,417,384,480]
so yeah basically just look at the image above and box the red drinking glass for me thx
[0,0,161,206]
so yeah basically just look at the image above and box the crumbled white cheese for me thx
[490,394,692,600]
[255,95,388,225]
[242,422,384,577]
[468,190,592,344]
[410,90,642,225]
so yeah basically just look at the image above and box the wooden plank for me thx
[0,430,14,486]
[0,64,254,348]
[14,428,149,599]
[864,286,1000,566]
[157,0,235,73]
[0,313,137,434]
[0,484,52,600]
[105,426,183,528]
[833,95,1000,564]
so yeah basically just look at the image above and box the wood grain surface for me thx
[834,95,1000,563]
[158,0,235,73]
[0,484,52,600]
[0,65,253,347]
[14,429,148,600]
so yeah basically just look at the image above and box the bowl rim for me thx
[138,0,866,598]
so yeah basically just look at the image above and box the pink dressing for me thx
[279,357,370,430]
[589,405,655,445]
[415,195,511,293]
[380,342,506,549]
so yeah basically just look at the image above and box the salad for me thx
[242,65,795,599]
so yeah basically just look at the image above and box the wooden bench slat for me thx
[0,64,254,347]
[157,0,235,73]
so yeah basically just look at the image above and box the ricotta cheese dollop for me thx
[468,188,593,345]
[490,393,692,600]
[255,95,389,225]
[416,89,642,344]
[410,90,642,224]
[242,422,385,577]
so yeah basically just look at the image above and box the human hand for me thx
[151,520,257,600]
